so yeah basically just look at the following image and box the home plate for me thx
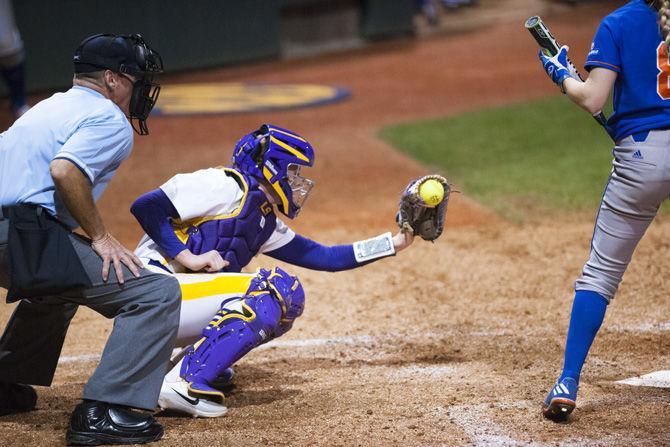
[617,370,670,388]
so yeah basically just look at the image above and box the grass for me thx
[379,96,614,219]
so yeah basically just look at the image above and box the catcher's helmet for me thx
[232,124,315,218]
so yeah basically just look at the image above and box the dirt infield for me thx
[3,1,670,446]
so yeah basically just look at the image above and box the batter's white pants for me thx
[575,129,670,300]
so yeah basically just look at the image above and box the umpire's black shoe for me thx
[0,382,37,416]
[66,400,163,446]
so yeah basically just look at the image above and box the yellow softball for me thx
[419,179,444,207]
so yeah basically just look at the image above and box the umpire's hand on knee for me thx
[91,233,144,284]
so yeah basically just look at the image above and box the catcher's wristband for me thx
[353,232,395,263]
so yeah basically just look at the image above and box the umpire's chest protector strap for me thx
[4,205,91,302]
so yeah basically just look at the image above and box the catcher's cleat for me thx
[0,382,37,416]
[157,377,227,418]
[542,377,578,422]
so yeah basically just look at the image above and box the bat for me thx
[525,15,610,133]
[525,15,562,58]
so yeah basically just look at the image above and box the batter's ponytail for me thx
[652,0,670,48]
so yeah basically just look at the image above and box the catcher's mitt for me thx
[397,175,450,241]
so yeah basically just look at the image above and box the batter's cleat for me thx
[543,377,578,422]
[157,377,227,418]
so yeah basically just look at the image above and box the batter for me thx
[538,0,670,421]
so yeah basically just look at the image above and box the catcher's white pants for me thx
[144,265,255,346]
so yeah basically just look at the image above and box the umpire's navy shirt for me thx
[0,86,133,228]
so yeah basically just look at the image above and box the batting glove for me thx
[539,45,579,92]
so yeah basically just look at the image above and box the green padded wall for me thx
[5,0,413,94]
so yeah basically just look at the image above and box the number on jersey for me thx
[657,42,670,100]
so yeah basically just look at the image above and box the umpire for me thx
[0,34,181,445]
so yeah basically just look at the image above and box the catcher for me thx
[129,124,450,417]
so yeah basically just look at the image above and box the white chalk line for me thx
[56,332,445,365]
[256,334,375,350]
[58,335,380,365]
[58,353,101,364]
[445,402,547,447]
[608,322,670,333]
[444,401,655,447]
[58,321,670,366]
[386,364,462,380]
[56,327,518,366]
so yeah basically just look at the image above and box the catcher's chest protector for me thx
[174,170,277,272]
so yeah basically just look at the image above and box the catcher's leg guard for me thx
[180,267,305,399]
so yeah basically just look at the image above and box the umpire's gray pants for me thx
[0,217,181,410]
[575,130,670,301]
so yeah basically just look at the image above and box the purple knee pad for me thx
[181,267,305,391]
[247,267,305,321]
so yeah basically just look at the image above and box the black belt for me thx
[0,205,42,221]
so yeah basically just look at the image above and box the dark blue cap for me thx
[73,34,149,76]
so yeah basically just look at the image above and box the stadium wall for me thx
[8,0,414,94]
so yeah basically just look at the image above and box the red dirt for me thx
[3,1,670,446]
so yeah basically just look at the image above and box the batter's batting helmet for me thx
[232,124,315,218]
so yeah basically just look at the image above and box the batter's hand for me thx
[539,45,579,91]
[91,233,144,284]
[175,249,229,272]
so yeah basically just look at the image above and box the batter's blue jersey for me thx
[586,0,670,141]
